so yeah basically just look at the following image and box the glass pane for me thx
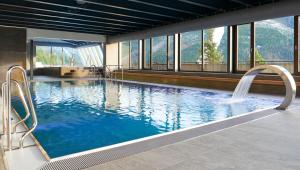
[35,46,51,68]
[152,36,167,70]
[180,31,202,71]
[78,48,88,66]
[121,42,130,69]
[63,47,83,67]
[36,45,103,68]
[52,47,64,66]
[62,47,71,66]
[237,24,251,71]
[85,47,95,66]
[90,46,103,67]
[203,27,228,72]
[168,35,174,70]
[130,40,139,69]
[73,48,84,67]
[256,16,294,73]
[144,39,151,69]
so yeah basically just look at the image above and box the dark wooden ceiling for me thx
[0,0,278,36]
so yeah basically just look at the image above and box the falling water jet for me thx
[232,65,296,110]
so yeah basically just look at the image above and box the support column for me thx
[250,22,255,68]
[150,38,152,70]
[102,42,106,66]
[166,35,169,70]
[232,25,238,73]
[201,30,204,71]
[118,42,121,69]
[29,40,35,80]
[174,34,180,72]
[294,16,298,74]
[227,26,233,73]
[139,40,143,70]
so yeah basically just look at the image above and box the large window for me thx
[255,16,294,73]
[77,45,103,67]
[152,36,167,70]
[180,31,202,71]
[118,16,299,75]
[36,45,102,68]
[130,40,139,69]
[203,27,228,72]
[121,41,130,69]
[237,24,251,71]
[168,35,175,70]
[144,39,151,69]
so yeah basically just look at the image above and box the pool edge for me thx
[39,106,281,170]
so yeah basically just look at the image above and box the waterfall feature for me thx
[232,65,296,110]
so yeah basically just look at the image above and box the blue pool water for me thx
[12,80,280,158]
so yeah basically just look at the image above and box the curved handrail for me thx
[90,64,97,78]
[103,65,113,79]
[232,65,296,110]
[2,80,31,134]
[6,65,38,149]
[103,65,123,80]
[2,83,7,135]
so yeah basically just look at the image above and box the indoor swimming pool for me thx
[12,80,280,159]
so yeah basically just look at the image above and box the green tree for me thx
[255,49,265,64]
[36,47,51,65]
[245,49,265,65]
[203,29,223,64]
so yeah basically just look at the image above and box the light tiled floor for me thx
[86,105,300,170]
[0,97,47,170]
[0,149,5,170]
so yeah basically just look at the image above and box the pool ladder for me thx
[1,65,38,150]
[90,64,99,79]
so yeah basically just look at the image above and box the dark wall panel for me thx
[0,26,27,83]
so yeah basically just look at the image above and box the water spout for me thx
[232,65,296,110]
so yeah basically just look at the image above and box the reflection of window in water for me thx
[105,81,121,110]
[166,88,181,130]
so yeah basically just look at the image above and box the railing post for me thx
[6,68,12,150]
[122,66,124,81]
[2,83,7,135]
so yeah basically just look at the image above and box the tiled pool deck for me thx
[86,103,300,170]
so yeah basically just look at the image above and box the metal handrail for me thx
[2,83,7,135]
[104,65,110,78]
[90,64,97,78]
[103,65,113,79]
[2,80,31,134]
[5,65,38,149]
[103,65,123,81]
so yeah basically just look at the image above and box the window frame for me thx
[117,16,299,76]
